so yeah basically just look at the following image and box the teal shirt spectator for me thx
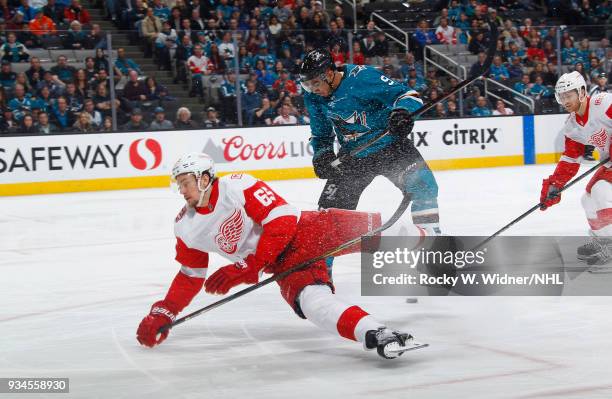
[448,5,463,22]
[1,42,29,63]
[216,4,235,21]
[529,83,552,98]
[471,106,492,117]
[255,53,276,71]
[239,54,254,72]
[153,5,170,21]
[562,47,579,64]
[9,94,34,120]
[489,64,510,81]
[115,57,142,75]
[513,81,530,95]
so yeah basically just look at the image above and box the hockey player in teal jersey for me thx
[300,49,441,276]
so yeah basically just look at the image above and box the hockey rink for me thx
[2,163,612,399]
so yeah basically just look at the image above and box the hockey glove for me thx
[312,149,344,180]
[387,108,415,138]
[540,177,563,210]
[136,300,176,348]
[204,255,261,295]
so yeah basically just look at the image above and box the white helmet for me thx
[554,71,587,104]
[172,152,216,180]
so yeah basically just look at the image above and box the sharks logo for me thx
[331,111,371,141]
[349,65,367,77]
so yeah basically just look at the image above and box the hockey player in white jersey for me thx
[539,71,612,267]
[136,153,428,359]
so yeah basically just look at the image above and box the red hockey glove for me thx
[204,255,261,295]
[540,177,563,210]
[136,300,176,348]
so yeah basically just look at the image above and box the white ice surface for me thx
[1,164,612,399]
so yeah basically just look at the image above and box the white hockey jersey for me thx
[173,173,300,277]
[560,93,612,164]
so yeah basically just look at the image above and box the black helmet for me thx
[299,48,334,82]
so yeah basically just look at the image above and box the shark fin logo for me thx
[331,111,371,141]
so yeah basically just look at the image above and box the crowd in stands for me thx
[0,0,610,133]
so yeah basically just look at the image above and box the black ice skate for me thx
[583,145,596,163]
[585,239,612,272]
[365,327,428,359]
[577,239,605,261]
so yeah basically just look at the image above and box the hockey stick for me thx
[475,157,610,249]
[332,21,499,166]
[159,194,412,333]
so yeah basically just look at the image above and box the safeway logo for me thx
[129,138,162,170]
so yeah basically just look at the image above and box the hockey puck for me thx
[405,298,418,303]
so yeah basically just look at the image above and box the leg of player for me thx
[297,284,427,359]
[580,177,612,269]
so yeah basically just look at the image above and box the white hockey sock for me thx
[298,285,382,342]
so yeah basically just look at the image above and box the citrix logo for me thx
[442,124,498,149]
[129,138,162,170]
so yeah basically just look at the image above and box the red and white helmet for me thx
[172,152,216,181]
[554,71,587,104]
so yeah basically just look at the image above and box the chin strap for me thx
[196,174,214,208]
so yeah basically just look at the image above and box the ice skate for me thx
[365,327,428,359]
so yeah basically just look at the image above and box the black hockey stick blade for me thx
[475,157,610,250]
[333,21,499,164]
[159,194,413,334]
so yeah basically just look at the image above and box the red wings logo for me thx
[215,209,243,254]
[588,128,608,149]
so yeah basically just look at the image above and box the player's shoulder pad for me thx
[219,173,259,192]
[591,92,612,110]
[175,205,188,223]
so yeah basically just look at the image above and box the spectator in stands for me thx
[144,76,172,106]
[505,28,525,51]
[36,111,57,134]
[174,34,193,84]
[33,85,53,112]
[88,24,107,49]
[543,62,558,86]
[469,51,488,79]
[371,31,389,59]
[254,59,276,88]
[152,0,170,21]
[471,96,492,116]
[272,68,297,97]
[492,99,514,115]
[122,108,148,131]
[446,100,459,117]
[594,38,609,60]
[273,103,297,125]
[573,61,589,84]
[187,44,210,100]
[51,96,75,129]
[208,43,226,74]
[242,79,261,125]
[115,47,142,75]
[123,69,147,108]
[489,55,509,82]
[155,21,177,71]
[8,83,33,121]
[507,56,524,80]
[526,38,545,65]
[18,113,38,133]
[361,33,376,60]
[64,82,83,113]
[589,57,605,81]
[72,112,97,132]
[528,62,546,83]
[89,67,111,92]
[514,73,532,96]
[36,71,66,98]
[506,41,525,62]
[83,98,102,127]
[64,20,89,50]
[1,109,18,132]
[25,57,45,88]
[51,55,77,84]
[589,73,609,96]
[150,106,174,130]
[413,19,437,55]
[64,0,90,25]
[202,106,224,128]
[100,115,112,132]
[464,86,482,112]
[74,68,90,97]
[529,75,552,99]
[252,96,273,125]
[434,103,446,118]
[0,60,16,89]
[15,72,31,94]
[142,8,163,58]
[435,17,455,44]
[542,40,557,64]
[1,32,29,63]
[43,0,65,24]
[468,30,489,54]
[28,9,57,37]
[175,106,197,129]
[561,39,579,65]
[18,0,37,23]
[351,41,365,65]
[93,82,119,118]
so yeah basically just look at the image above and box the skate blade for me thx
[387,342,429,355]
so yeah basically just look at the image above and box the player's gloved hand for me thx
[136,300,176,348]
[204,255,260,295]
[540,177,563,210]
[387,108,415,138]
[313,149,344,180]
